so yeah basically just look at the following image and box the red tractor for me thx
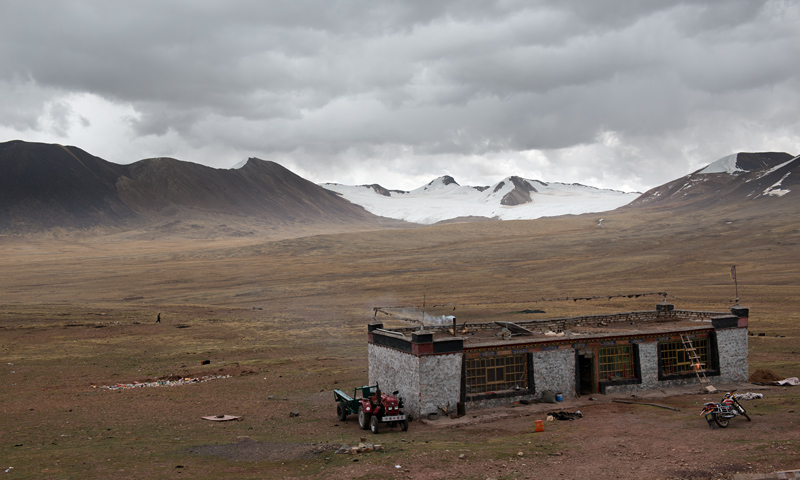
[333,384,408,434]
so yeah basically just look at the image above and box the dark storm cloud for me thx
[1,0,798,190]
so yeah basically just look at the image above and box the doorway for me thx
[577,350,596,395]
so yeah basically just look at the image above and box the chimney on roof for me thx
[656,302,674,313]
[730,306,749,318]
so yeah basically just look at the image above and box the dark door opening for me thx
[578,353,595,395]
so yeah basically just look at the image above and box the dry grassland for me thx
[1,206,799,479]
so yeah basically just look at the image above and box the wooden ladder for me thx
[680,334,717,393]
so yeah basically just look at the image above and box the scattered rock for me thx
[541,390,557,403]
[335,444,350,454]
[335,442,383,454]
[289,410,300,418]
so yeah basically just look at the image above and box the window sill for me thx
[466,388,533,402]
[659,370,719,381]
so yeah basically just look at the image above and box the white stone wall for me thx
[370,327,749,416]
[532,349,575,399]
[604,342,703,394]
[418,353,463,417]
[603,331,750,394]
[637,343,659,388]
[368,344,420,417]
[716,328,749,382]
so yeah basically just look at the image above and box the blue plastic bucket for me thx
[555,393,563,402]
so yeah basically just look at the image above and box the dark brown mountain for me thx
[0,140,398,234]
[628,152,799,212]
[495,176,539,206]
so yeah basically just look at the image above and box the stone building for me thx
[367,304,749,419]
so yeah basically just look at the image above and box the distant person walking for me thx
[156,312,161,323]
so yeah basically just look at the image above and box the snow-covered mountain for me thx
[321,175,639,224]
[631,152,800,208]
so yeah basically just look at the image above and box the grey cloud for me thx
[0,79,50,131]
[1,0,799,191]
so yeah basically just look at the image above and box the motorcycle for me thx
[700,390,751,429]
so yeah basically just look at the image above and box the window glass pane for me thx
[466,354,528,394]
[598,345,635,380]
[660,338,709,375]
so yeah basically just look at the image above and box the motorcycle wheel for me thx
[358,406,371,430]
[714,414,729,428]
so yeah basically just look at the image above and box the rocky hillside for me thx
[0,140,392,233]
[629,152,799,210]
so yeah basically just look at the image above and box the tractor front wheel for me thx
[401,417,409,431]
[337,402,348,422]
[370,415,380,434]
[358,405,370,430]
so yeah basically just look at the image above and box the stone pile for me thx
[335,442,384,454]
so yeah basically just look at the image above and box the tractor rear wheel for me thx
[358,405,370,430]
[370,415,380,434]
[337,402,348,421]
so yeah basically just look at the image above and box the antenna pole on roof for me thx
[731,265,739,304]
[422,282,427,325]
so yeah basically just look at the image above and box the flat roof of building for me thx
[371,305,739,348]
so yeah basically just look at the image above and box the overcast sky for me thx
[1,1,799,192]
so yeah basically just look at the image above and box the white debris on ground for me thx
[776,377,800,386]
[335,442,384,454]
[737,392,764,400]
[96,374,232,390]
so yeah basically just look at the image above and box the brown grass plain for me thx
[2,203,800,479]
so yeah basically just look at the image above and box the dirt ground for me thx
[2,306,799,480]
[3,207,800,479]
[185,383,800,480]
